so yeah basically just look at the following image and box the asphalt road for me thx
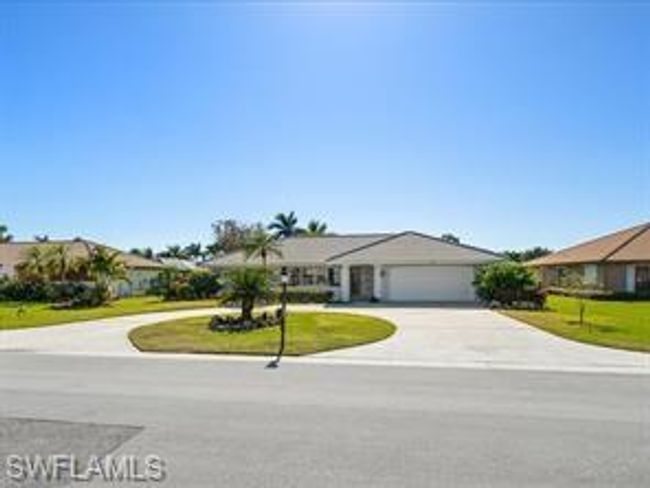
[0,353,648,487]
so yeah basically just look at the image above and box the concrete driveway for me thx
[316,306,650,373]
[0,305,647,374]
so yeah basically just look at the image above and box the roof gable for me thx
[527,223,650,266]
[207,234,391,267]
[327,232,502,265]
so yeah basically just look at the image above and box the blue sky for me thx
[1,2,648,252]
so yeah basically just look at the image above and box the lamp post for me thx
[268,268,289,369]
[278,268,289,360]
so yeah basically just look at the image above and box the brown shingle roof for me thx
[0,239,163,269]
[527,223,650,266]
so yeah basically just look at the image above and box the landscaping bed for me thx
[502,295,650,352]
[128,312,396,356]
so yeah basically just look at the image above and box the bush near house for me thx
[544,287,650,301]
[217,286,333,306]
[153,269,221,301]
[474,261,545,309]
[0,277,95,303]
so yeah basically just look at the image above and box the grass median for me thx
[129,311,396,356]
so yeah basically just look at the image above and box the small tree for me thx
[244,231,282,268]
[83,246,129,304]
[559,270,590,331]
[440,233,460,244]
[209,219,265,256]
[474,262,539,307]
[17,246,49,282]
[0,224,13,243]
[221,268,271,321]
[43,244,72,282]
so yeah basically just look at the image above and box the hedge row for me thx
[545,287,650,301]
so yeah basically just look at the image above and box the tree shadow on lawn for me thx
[566,320,620,334]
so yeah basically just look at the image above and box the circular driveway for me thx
[0,305,647,374]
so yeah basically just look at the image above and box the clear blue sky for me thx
[1,2,648,252]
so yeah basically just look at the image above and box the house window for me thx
[328,267,341,286]
[636,266,650,292]
[583,264,598,285]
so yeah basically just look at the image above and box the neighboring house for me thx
[158,257,202,272]
[205,232,502,302]
[527,222,650,294]
[0,238,163,297]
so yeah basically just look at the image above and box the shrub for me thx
[270,287,333,304]
[51,283,112,309]
[217,286,333,306]
[474,262,544,308]
[208,309,283,332]
[545,287,650,301]
[153,269,221,301]
[0,278,97,303]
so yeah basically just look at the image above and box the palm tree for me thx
[0,224,13,243]
[244,231,282,268]
[158,245,186,259]
[303,219,328,236]
[44,244,72,282]
[222,268,271,321]
[83,246,129,302]
[17,246,48,281]
[268,211,299,238]
[130,247,154,259]
[183,242,203,261]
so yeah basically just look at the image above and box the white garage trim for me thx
[384,265,477,302]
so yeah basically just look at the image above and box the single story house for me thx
[158,257,202,272]
[527,222,650,294]
[0,238,163,296]
[205,231,502,302]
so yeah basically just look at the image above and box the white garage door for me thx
[385,265,476,302]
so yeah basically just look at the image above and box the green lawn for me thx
[129,312,396,356]
[503,295,650,352]
[0,297,218,330]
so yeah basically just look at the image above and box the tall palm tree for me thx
[244,231,282,268]
[0,224,13,243]
[130,247,154,259]
[303,219,328,236]
[268,211,299,239]
[183,242,203,261]
[159,245,185,259]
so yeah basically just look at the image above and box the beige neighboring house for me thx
[0,238,163,297]
[527,222,650,294]
[205,231,502,302]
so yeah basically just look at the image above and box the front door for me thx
[636,266,650,292]
[350,265,374,301]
